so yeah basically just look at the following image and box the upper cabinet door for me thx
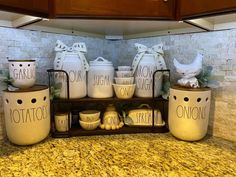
[50,0,176,20]
[179,0,236,19]
[0,0,49,17]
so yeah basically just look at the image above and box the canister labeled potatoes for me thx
[3,85,50,145]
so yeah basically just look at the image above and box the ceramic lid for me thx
[3,85,48,93]
[90,57,113,66]
[8,60,35,62]
[171,85,211,91]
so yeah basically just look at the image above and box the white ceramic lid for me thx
[90,57,113,66]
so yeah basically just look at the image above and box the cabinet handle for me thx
[163,0,168,2]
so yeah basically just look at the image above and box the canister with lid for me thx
[54,40,89,99]
[132,43,167,98]
[88,57,114,98]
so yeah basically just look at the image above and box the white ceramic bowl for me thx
[8,60,36,89]
[116,71,133,78]
[114,77,134,85]
[79,119,100,130]
[113,84,136,99]
[118,66,131,71]
[79,110,100,122]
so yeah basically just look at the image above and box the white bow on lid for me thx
[54,40,89,71]
[135,43,164,55]
[55,40,87,53]
[132,43,166,74]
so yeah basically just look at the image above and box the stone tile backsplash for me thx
[0,26,235,142]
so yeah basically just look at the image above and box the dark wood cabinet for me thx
[0,0,49,17]
[178,0,236,20]
[1,0,236,23]
[50,0,176,20]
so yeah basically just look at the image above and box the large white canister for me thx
[54,40,89,99]
[88,57,114,98]
[168,86,211,141]
[3,85,50,145]
[132,43,167,98]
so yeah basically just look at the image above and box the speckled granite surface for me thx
[0,133,235,177]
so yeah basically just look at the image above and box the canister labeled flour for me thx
[88,57,114,98]
[132,43,167,98]
[3,85,50,145]
[54,40,89,99]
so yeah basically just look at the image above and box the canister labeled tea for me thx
[3,85,50,145]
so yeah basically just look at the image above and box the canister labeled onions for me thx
[8,60,36,89]
[54,40,89,99]
[132,43,167,98]
[168,86,211,141]
[3,85,50,145]
[88,57,114,98]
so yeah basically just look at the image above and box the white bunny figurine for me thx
[173,53,203,88]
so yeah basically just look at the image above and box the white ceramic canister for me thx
[88,57,114,98]
[54,40,89,99]
[3,85,50,145]
[168,86,211,141]
[55,113,71,132]
[132,44,167,98]
[8,60,36,89]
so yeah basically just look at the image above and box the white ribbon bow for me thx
[135,43,164,55]
[132,43,166,74]
[55,40,87,53]
[54,40,89,71]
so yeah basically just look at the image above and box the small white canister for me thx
[55,113,71,132]
[3,85,50,145]
[8,60,36,89]
[168,86,211,141]
[88,57,114,98]
[132,43,167,98]
[54,40,89,99]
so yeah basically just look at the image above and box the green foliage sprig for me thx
[50,82,62,100]
[196,65,219,88]
[0,70,13,90]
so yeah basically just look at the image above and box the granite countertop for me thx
[0,133,235,177]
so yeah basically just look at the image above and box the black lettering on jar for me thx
[176,105,207,120]
[93,75,110,86]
